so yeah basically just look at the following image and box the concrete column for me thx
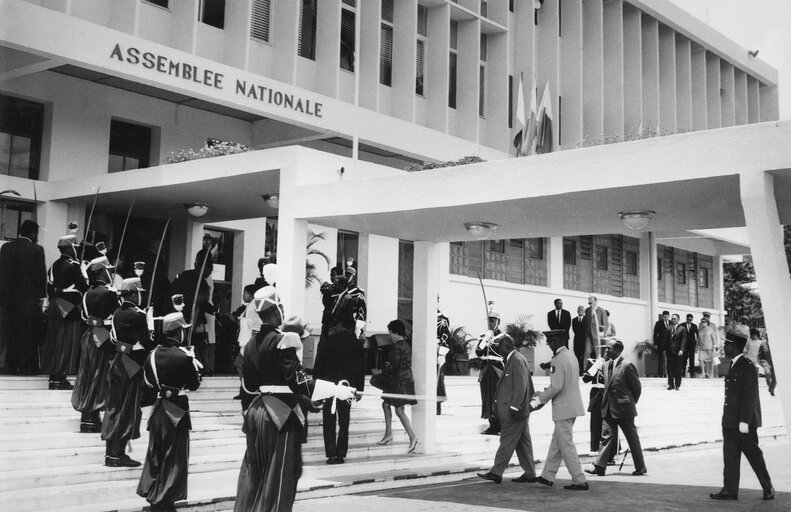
[645,232,658,339]
[738,171,791,438]
[275,216,308,320]
[547,236,563,290]
[357,234,398,334]
[412,241,439,453]
[437,242,450,313]
[38,200,69,266]
[185,221,205,269]
[713,255,725,326]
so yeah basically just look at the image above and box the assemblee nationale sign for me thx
[109,43,323,118]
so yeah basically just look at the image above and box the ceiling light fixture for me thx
[262,194,280,209]
[184,204,210,218]
[619,210,655,230]
[464,222,498,240]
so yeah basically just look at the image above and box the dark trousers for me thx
[589,388,618,458]
[490,414,535,476]
[666,352,683,389]
[684,348,697,377]
[573,340,585,375]
[596,416,644,471]
[656,350,666,377]
[322,399,351,459]
[722,427,773,495]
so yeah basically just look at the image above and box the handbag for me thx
[369,373,387,390]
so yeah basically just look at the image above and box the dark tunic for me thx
[382,339,417,408]
[71,284,121,414]
[235,324,315,512]
[101,301,152,444]
[475,330,504,421]
[136,342,201,507]
[0,236,46,375]
[437,313,450,402]
[42,254,88,376]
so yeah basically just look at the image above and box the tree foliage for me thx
[404,155,485,172]
[723,256,762,319]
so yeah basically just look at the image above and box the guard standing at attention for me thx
[476,308,505,435]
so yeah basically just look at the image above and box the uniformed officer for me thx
[531,330,589,490]
[581,354,619,461]
[476,308,505,435]
[71,256,122,433]
[709,331,774,501]
[436,307,450,415]
[101,280,153,467]
[234,286,354,512]
[136,311,201,512]
[42,235,88,390]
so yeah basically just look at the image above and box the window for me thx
[625,251,638,275]
[251,0,271,42]
[298,0,317,59]
[200,0,225,29]
[0,94,44,180]
[108,120,151,173]
[340,2,356,71]
[479,34,487,117]
[675,262,687,284]
[449,20,458,108]
[0,199,34,241]
[510,239,524,248]
[145,0,168,8]
[595,246,608,270]
[508,75,514,128]
[480,0,488,18]
[699,267,709,288]
[527,238,544,259]
[488,239,505,253]
[380,0,394,86]
[416,5,427,95]
[657,258,663,280]
[563,238,576,265]
[509,0,515,12]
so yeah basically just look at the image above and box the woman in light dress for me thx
[697,317,718,378]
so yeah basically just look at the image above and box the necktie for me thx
[557,310,560,322]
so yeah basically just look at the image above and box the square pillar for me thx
[411,241,439,453]
[38,200,69,266]
[275,216,308,319]
[642,232,658,339]
[357,233,398,334]
[547,236,564,289]
[739,171,791,435]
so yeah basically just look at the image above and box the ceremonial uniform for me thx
[101,300,152,466]
[330,284,367,337]
[436,311,450,414]
[476,328,504,434]
[71,261,122,432]
[136,322,201,512]
[582,359,618,457]
[235,323,316,512]
[42,237,88,387]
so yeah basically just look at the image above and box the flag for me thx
[512,75,526,155]
[525,80,538,155]
[536,81,553,154]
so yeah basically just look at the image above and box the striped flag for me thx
[536,81,553,154]
[512,74,527,155]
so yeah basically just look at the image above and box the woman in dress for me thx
[374,319,420,453]
[697,317,718,378]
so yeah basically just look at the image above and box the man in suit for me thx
[585,339,647,476]
[477,334,536,484]
[313,310,365,464]
[680,313,699,378]
[547,299,571,346]
[584,296,609,363]
[666,314,686,390]
[710,331,774,501]
[0,220,47,375]
[652,311,671,378]
[531,330,588,491]
[571,305,586,374]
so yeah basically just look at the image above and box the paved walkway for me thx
[294,441,791,511]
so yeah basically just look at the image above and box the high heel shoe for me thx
[376,436,393,446]
[407,438,420,454]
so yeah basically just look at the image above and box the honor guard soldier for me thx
[436,306,450,415]
[234,286,354,512]
[342,266,368,338]
[42,235,88,390]
[101,279,154,467]
[137,311,201,512]
[476,307,505,435]
[71,256,122,433]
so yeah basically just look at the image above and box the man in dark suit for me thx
[0,220,46,375]
[547,299,571,346]
[312,310,365,464]
[571,305,586,374]
[652,311,671,378]
[666,314,686,390]
[477,334,536,484]
[710,331,774,501]
[585,339,646,476]
[680,313,699,377]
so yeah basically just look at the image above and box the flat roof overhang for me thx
[292,121,791,255]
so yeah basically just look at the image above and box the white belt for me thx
[259,385,292,394]
[480,355,503,362]
[591,384,605,389]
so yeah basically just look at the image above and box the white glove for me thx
[179,346,204,371]
[530,398,541,409]
[587,358,605,377]
[437,355,446,366]
[738,422,749,434]
[146,308,155,331]
[477,331,494,350]
[355,319,366,339]
[334,382,357,401]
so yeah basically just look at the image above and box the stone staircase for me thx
[0,374,786,512]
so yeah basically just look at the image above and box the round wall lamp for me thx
[464,222,498,240]
[262,193,280,209]
[619,210,655,230]
[184,204,210,218]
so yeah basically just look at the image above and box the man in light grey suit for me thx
[584,296,609,361]
[477,335,536,484]
[531,330,589,490]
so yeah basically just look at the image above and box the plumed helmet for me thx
[162,311,190,335]
[253,285,283,317]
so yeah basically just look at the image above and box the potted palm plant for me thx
[505,314,544,372]
[445,326,473,375]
